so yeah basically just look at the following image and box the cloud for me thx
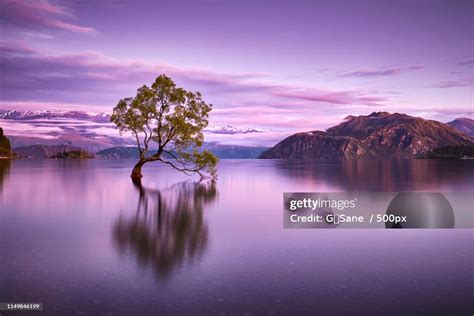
[0,110,284,147]
[0,42,393,144]
[342,65,423,78]
[410,107,473,122]
[434,77,474,88]
[0,43,270,105]
[204,125,271,135]
[0,0,95,34]
[458,59,474,67]
[0,42,387,108]
[344,68,402,77]
[204,130,290,147]
[0,40,36,54]
[210,105,341,131]
[273,91,385,106]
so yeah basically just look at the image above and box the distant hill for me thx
[97,143,269,159]
[14,142,268,159]
[0,128,13,157]
[260,112,473,159]
[446,118,474,136]
[96,147,141,159]
[200,142,270,159]
[14,145,93,159]
[9,134,135,153]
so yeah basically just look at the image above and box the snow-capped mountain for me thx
[205,125,271,134]
[0,109,125,151]
[0,109,111,123]
[0,109,276,152]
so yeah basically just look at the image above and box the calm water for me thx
[0,159,473,315]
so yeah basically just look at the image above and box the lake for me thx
[0,159,473,315]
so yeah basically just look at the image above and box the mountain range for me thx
[12,143,269,159]
[96,143,269,159]
[260,112,473,159]
[1,109,473,159]
[0,109,111,123]
[0,109,272,157]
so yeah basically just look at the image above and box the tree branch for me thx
[158,157,205,178]
[132,130,143,154]
[162,149,192,167]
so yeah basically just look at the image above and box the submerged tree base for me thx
[131,160,145,181]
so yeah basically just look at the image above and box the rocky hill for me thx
[260,112,473,159]
[447,117,474,136]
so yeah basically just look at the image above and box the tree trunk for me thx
[131,159,146,181]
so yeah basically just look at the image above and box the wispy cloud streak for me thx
[342,65,423,78]
[0,0,95,34]
[435,77,474,88]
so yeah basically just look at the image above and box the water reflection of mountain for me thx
[0,159,11,192]
[274,159,474,191]
[112,180,217,280]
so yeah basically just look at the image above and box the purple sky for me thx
[0,0,473,145]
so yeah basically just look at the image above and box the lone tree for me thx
[111,75,218,181]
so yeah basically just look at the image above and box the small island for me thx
[49,150,95,159]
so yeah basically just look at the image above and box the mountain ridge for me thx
[95,142,270,159]
[446,117,474,136]
[0,109,111,123]
[13,143,270,159]
[260,112,473,159]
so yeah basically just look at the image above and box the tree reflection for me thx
[0,159,11,192]
[112,180,217,280]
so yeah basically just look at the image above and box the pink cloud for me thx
[419,107,473,117]
[45,19,95,34]
[0,0,95,34]
[273,91,385,106]
[1,42,387,107]
[0,40,36,54]
[345,68,402,77]
[212,106,296,115]
[435,77,474,88]
[0,42,396,141]
[458,59,474,67]
[342,65,423,77]
[7,0,70,15]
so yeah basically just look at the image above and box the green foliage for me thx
[111,74,218,178]
[0,127,12,156]
[419,145,474,159]
[49,150,94,159]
